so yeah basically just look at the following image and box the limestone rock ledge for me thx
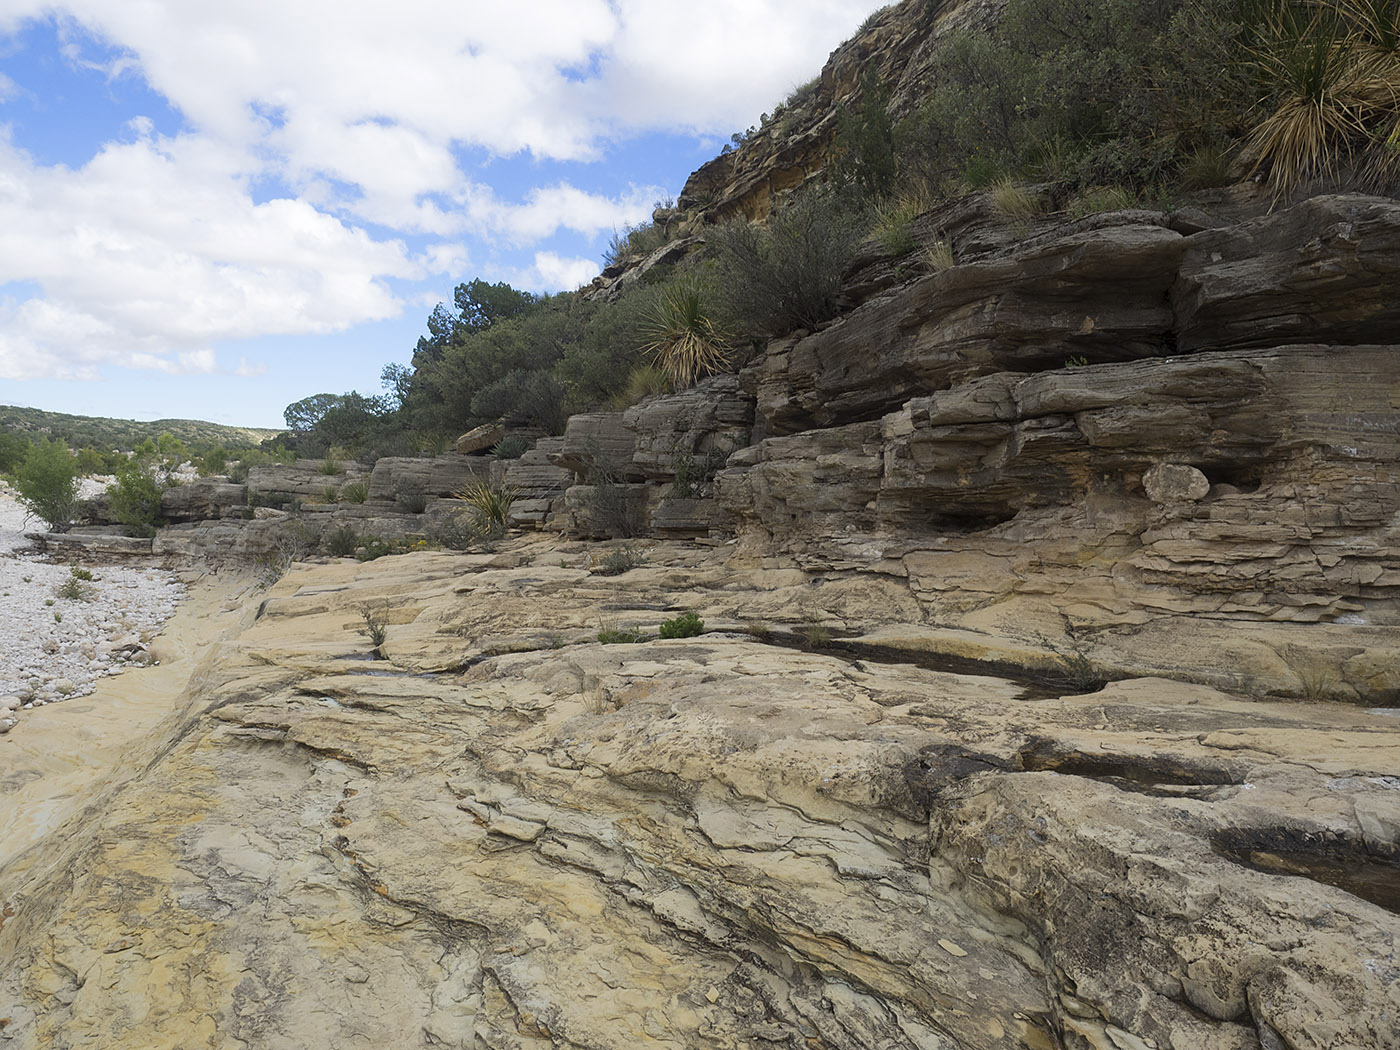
[1,540,1395,1049]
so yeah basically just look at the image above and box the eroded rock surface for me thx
[2,540,1396,1049]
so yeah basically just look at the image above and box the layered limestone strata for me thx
[0,540,1395,1049]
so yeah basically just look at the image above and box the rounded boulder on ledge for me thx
[1143,462,1210,503]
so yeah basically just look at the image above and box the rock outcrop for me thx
[1,540,1395,1048]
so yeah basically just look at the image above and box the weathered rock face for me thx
[2,543,1395,1049]
[622,374,755,483]
[549,413,641,480]
[503,438,572,529]
[747,195,1400,438]
[368,454,491,501]
[246,460,370,502]
[158,479,249,522]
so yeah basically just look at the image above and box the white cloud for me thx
[0,0,888,385]
[532,252,602,292]
[0,129,421,378]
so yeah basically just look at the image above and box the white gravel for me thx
[0,480,184,730]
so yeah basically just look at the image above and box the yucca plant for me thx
[1242,0,1400,194]
[456,480,517,529]
[641,281,729,387]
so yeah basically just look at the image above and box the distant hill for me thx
[0,404,283,451]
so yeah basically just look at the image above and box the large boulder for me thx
[368,456,491,502]
[549,413,641,480]
[621,374,754,483]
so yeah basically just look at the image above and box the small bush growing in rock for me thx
[325,525,359,557]
[56,565,96,601]
[594,546,643,576]
[395,486,428,514]
[658,612,704,639]
[356,603,389,654]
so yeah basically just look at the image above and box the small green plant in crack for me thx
[658,612,704,639]
[357,603,389,655]
[56,565,97,601]
[797,620,833,649]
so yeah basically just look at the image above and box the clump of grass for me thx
[321,485,340,504]
[612,363,674,409]
[456,480,516,529]
[597,625,651,645]
[1068,184,1137,217]
[594,546,643,576]
[797,621,833,649]
[1178,142,1238,189]
[319,455,343,476]
[658,612,704,639]
[923,238,955,273]
[989,177,1043,225]
[340,480,369,503]
[871,199,920,256]
[641,281,729,388]
[744,619,773,642]
[491,435,531,460]
[1243,0,1400,195]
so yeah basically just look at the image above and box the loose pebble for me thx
[0,486,184,725]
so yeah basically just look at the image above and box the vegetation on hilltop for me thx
[0,404,279,453]
[278,0,1400,463]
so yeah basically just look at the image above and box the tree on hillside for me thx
[14,437,80,532]
[453,279,538,336]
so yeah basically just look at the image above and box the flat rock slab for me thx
[0,537,1394,1050]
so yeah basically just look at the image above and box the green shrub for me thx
[56,565,96,601]
[319,454,343,476]
[325,525,360,557]
[658,612,704,639]
[14,438,80,532]
[395,486,428,514]
[713,184,865,337]
[108,458,165,538]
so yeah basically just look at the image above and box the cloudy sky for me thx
[0,0,885,429]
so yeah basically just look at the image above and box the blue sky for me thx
[0,0,885,429]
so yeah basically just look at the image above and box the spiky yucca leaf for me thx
[641,283,728,388]
[455,480,517,528]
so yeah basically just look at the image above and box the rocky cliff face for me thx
[1,543,1395,1049]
